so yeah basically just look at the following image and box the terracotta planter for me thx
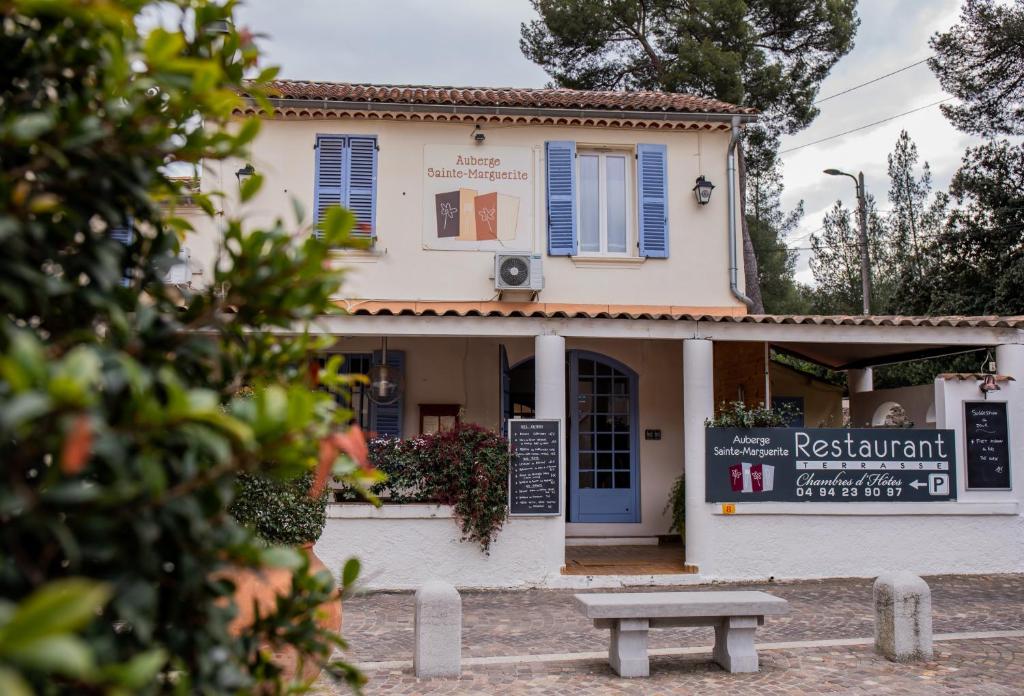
[224,543,342,684]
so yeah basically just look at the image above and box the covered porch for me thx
[312,306,1024,589]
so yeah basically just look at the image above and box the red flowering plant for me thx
[336,424,512,552]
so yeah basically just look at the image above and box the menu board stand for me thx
[508,419,561,516]
[964,401,1012,490]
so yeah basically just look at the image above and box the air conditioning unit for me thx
[163,247,191,285]
[494,253,543,292]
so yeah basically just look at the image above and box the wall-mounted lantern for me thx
[693,175,715,205]
[979,373,1001,396]
[235,163,255,186]
[472,125,486,145]
[234,163,255,187]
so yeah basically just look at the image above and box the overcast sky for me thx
[234,0,987,285]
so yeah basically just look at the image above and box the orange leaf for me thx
[60,414,93,475]
[309,425,371,499]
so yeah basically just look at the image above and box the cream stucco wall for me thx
[190,117,745,310]
[850,383,936,429]
[769,362,844,428]
[326,336,682,539]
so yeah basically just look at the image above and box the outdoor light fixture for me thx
[473,125,486,144]
[692,176,715,205]
[979,373,1001,396]
[235,163,255,186]
[367,337,404,405]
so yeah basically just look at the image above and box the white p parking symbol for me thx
[928,473,949,496]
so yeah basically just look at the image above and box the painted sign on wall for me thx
[706,428,957,502]
[422,145,533,250]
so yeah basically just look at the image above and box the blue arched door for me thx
[569,351,639,523]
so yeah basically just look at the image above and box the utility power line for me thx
[814,58,931,104]
[780,98,953,154]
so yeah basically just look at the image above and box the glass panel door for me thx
[570,352,638,523]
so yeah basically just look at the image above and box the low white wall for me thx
[693,365,1024,582]
[697,508,1023,581]
[315,504,564,590]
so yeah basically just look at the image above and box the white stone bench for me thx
[574,591,790,677]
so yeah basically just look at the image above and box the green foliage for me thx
[747,161,813,314]
[807,193,888,315]
[338,425,512,553]
[0,1,372,692]
[662,476,685,537]
[707,401,796,428]
[230,472,328,546]
[929,0,1024,137]
[914,140,1024,317]
[423,424,512,553]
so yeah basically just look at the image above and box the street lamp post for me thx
[824,168,872,315]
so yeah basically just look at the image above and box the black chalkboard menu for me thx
[964,401,1011,489]
[508,419,560,516]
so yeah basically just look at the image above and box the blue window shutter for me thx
[499,344,510,437]
[545,140,577,256]
[346,136,377,238]
[370,349,404,438]
[314,134,346,240]
[637,143,669,258]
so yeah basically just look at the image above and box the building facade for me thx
[181,82,1024,589]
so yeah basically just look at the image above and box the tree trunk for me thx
[737,143,765,314]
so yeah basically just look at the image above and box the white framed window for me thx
[576,150,635,256]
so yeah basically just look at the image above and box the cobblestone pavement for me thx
[313,574,1024,694]
[316,637,1024,695]
[339,574,1024,662]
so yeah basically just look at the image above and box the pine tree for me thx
[520,0,859,311]
[809,196,889,315]
[883,130,948,312]
[747,161,811,314]
[929,0,1024,137]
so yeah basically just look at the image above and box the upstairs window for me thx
[314,134,378,241]
[545,141,668,258]
[577,151,633,255]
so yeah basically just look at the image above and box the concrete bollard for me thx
[414,581,462,677]
[873,572,933,662]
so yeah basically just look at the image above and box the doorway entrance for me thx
[503,349,639,523]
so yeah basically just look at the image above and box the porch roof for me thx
[339,300,1024,328]
[324,301,1024,370]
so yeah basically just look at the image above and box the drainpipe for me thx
[727,115,754,310]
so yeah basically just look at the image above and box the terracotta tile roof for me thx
[256,81,755,116]
[336,301,1024,328]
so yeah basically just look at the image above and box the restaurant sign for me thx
[706,428,957,503]
[422,145,534,251]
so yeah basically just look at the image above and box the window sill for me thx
[329,247,383,263]
[571,256,646,269]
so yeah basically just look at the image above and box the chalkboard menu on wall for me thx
[964,401,1011,489]
[508,419,561,516]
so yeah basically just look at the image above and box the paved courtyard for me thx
[315,574,1024,694]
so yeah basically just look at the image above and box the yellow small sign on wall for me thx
[721,503,736,515]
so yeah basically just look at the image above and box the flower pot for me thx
[224,543,342,685]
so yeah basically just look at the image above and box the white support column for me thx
[535,334,567,555]
[683,338,714,571]
[996,343,1024,495]
[848,367,874,394]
